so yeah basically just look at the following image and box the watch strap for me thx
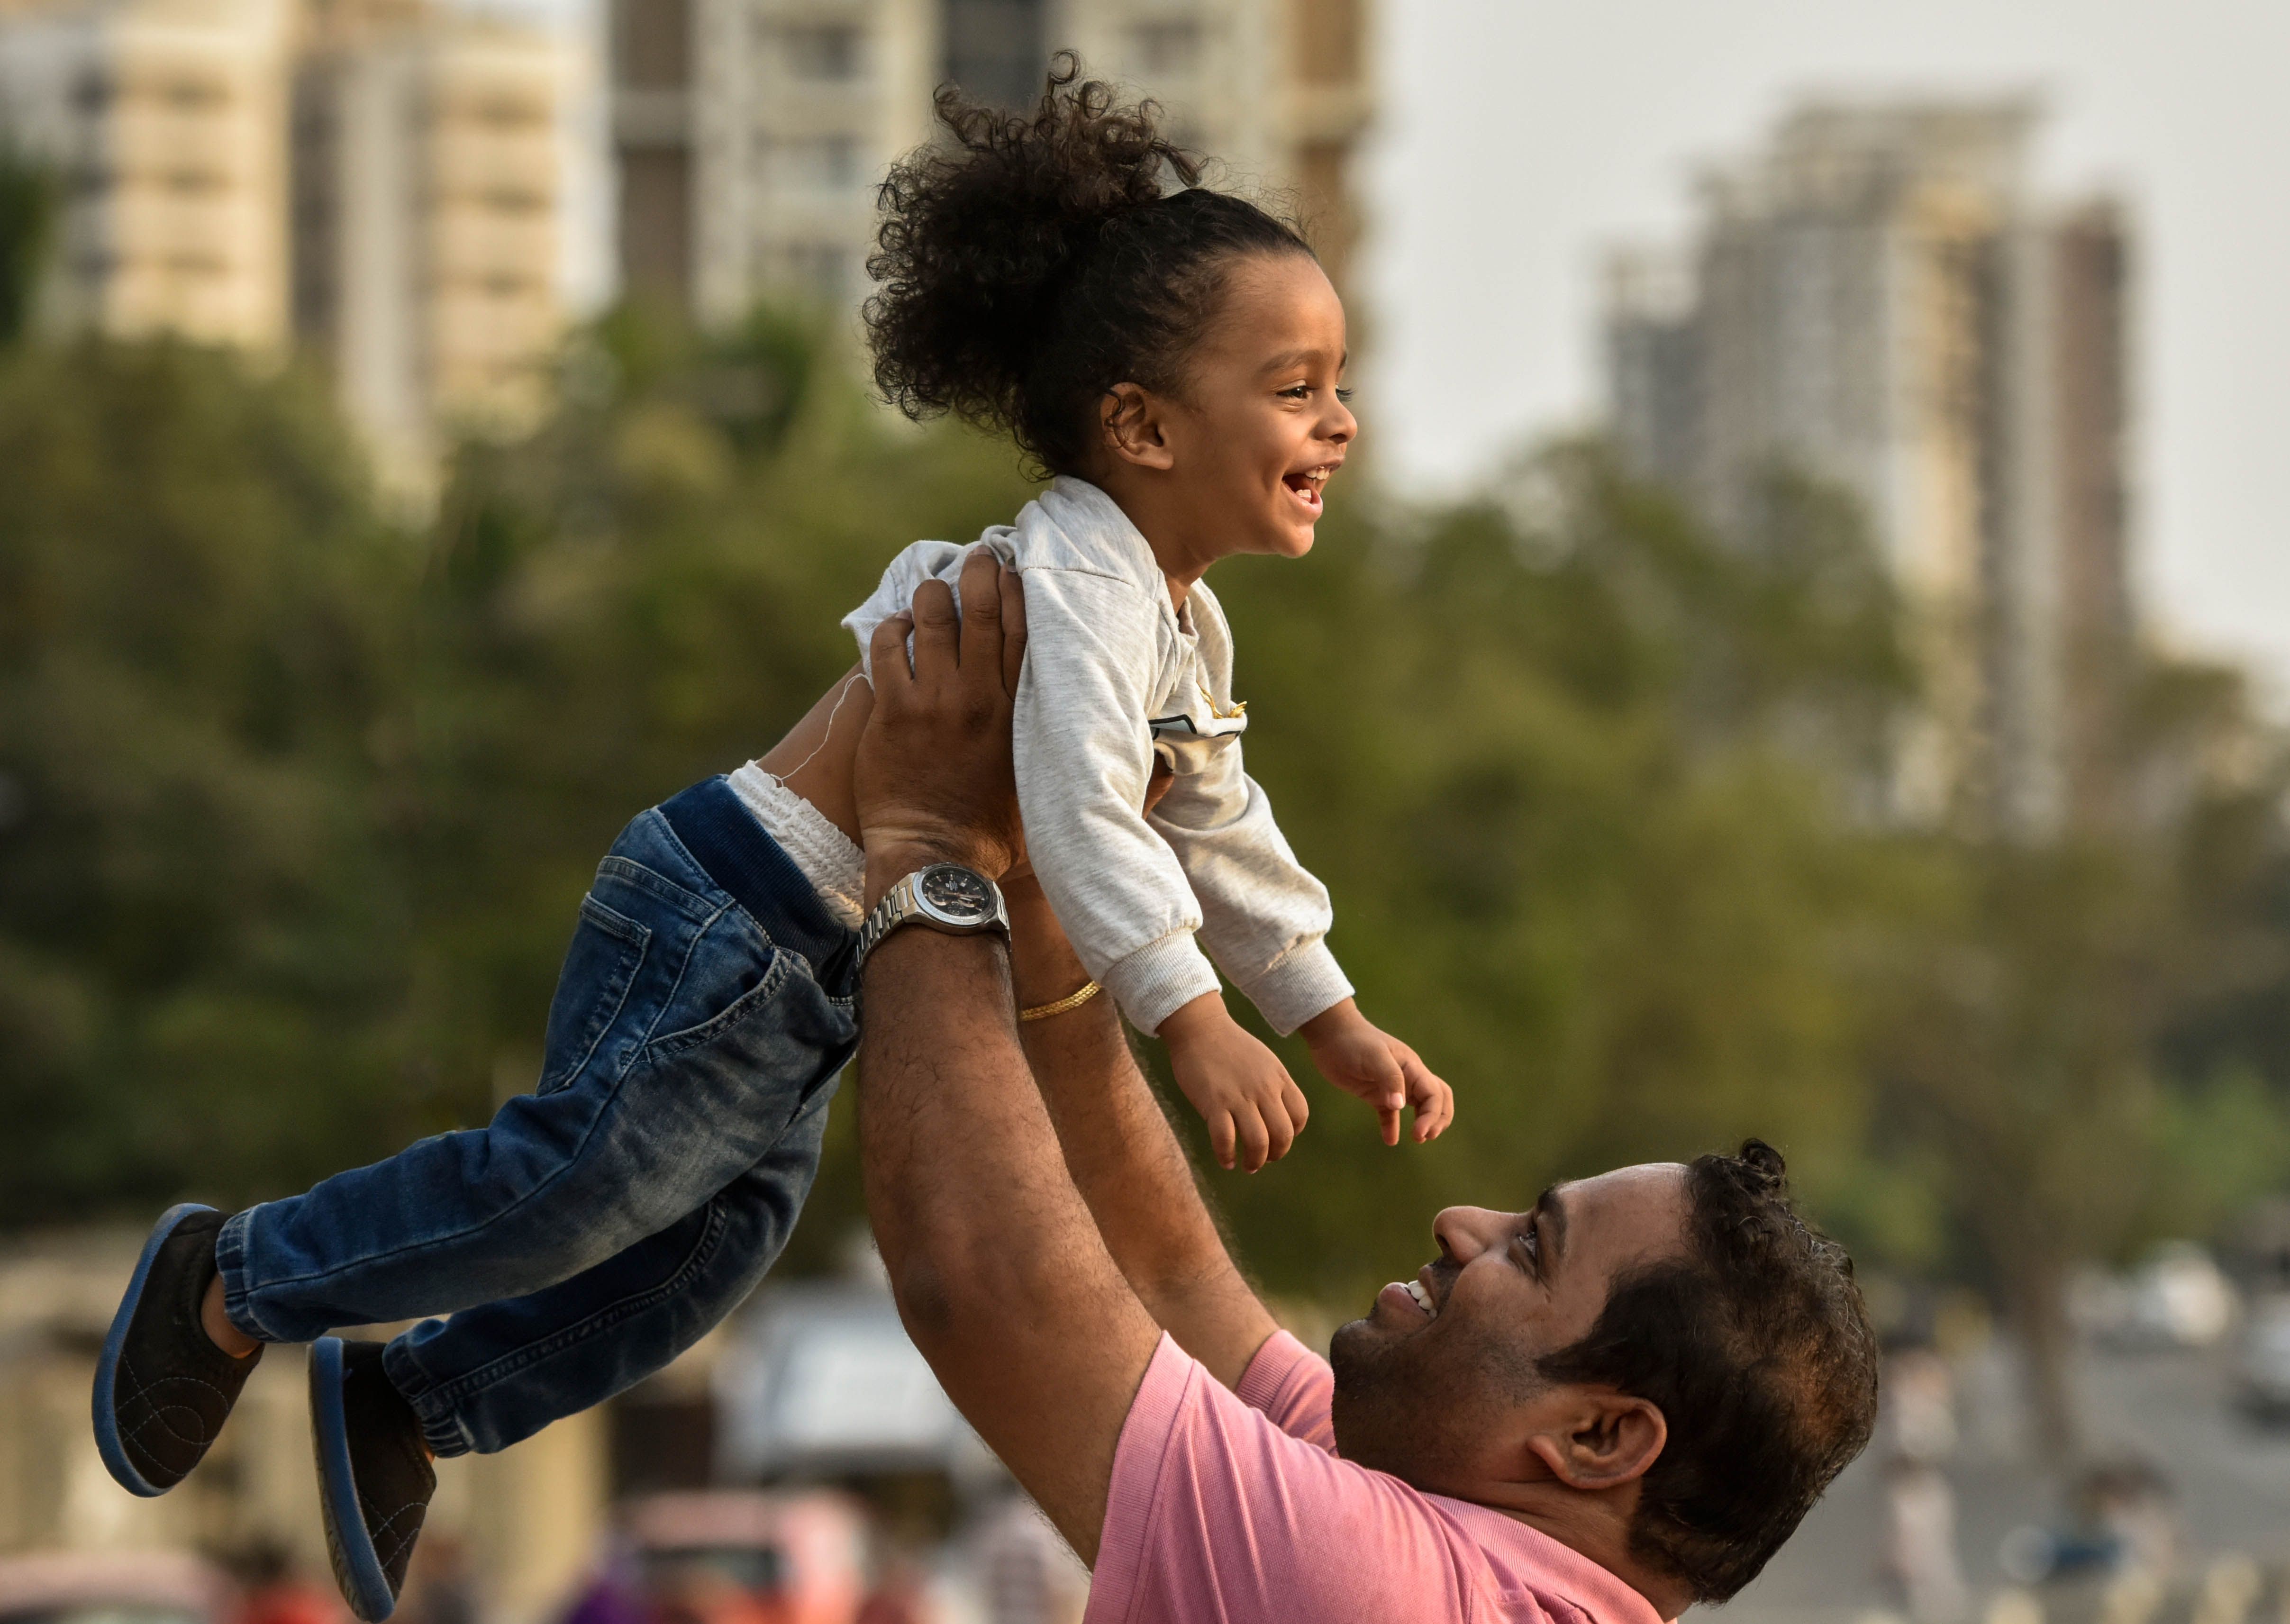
[855,865,1009,973]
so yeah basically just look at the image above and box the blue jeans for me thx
[215,778,858,1458]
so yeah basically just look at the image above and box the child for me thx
[760,62,1453,1174]
[91,63,1448,1624]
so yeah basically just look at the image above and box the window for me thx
[783,24,862,81]
[1128,20,1198,76]
[163,78,227,110]
[777,135,863,191]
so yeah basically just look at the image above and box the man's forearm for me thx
[1008,884,1281,1391]
[856,924,1159,1562]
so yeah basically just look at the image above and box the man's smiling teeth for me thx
[1405,1279,1437,1318]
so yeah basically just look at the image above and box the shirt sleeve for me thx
[1085,1335,1475,1624]
[1149,743,1354,1036]
[1234,1330,1339,1452]
[1012,567,1223,1034]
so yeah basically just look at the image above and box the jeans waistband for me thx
[658,776,858,993]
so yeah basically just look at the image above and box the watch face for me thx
[917,864,996,924]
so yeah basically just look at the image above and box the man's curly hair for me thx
[864,54,1315,474]
[1539,1141,1880,1602]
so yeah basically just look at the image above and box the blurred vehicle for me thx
[2072,1243,2237,1350]
[623,1491,868,1624]
[2233,1295,2290,1423]
[0,1551,231,1624]
[713,1284,998,1491]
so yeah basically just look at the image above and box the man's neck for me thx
[1480,1490,1694,1621]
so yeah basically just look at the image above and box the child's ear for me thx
[1100,382,1176,472]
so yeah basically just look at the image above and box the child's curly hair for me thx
[864,54,1316,475]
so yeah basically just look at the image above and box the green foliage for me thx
[1181,449,1916,1303]
[0,339,412,1215]
[0,145,51,347]
[3,308,2289,1376]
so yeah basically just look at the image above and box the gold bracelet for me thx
[1019,980,1102,1022]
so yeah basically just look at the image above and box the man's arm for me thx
[851,553,1162,1563]
[1004,871,1283,1392]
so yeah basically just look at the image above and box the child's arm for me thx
[1146,739,1352,1035]
[1148,697,1453,1146]
[998,564,1227,1035]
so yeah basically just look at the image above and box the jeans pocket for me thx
[536,894,652,1095]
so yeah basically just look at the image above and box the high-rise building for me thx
[294,0,573,490]
[0,0,578,492]
[0,0,294,349]
[1606,100,2134,835]
[609,0,1372,329]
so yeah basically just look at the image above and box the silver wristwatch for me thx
[855,862,1010,971]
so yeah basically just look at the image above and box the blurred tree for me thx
[7,298,2289,1482]
[0,337,415,1216]
[0,145,51,347]
[1870,649,2290,1462]
[1182,445,1918,1304]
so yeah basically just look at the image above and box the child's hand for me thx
[1300,1000,1454,1147]
[1159,993,1311,1173]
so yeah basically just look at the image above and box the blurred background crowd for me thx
[0,0,2287,1622]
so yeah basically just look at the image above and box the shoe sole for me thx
[310,1337,399,1623]
[92,1201,219,1497]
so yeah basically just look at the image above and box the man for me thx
[848,552,1880,1621]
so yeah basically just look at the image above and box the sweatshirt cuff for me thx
[1235,940,1353,1037]
[1101,931,1224,1035]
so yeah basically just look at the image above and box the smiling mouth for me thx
[1282,464,1336,501]
[1404,1279,1437,1318]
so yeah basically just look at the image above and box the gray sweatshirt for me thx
[843,476,1353,1036]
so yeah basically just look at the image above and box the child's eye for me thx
[1336,386,1354,403]
[1279,383,1310,399]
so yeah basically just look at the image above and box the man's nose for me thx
[1432,1206,1510,1264]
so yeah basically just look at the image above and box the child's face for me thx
[1123,252,1357,567]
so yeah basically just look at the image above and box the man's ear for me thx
[1525,1391,1667,1492]
[1100,382,1176,472]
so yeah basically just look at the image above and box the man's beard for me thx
[1328,1313,1529,1485]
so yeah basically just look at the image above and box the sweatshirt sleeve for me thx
[1149,738,1353,1036]
[1013,567,1223,1034]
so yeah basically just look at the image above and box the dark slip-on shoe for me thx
[310,1336,436,1622]
[92,1203,263,1496]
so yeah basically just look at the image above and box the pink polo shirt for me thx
[1084,1332,1671,1624]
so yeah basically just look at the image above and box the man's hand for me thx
[854,549,1028,903]
[1300,999,1456,1147]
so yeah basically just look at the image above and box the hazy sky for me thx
[1359,0,2290,696]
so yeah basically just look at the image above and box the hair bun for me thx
[1736,1139,1788,1189]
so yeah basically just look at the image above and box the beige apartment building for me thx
[0,0,293,348]
[0,0,576,491]
[295,0,574,490]
[610,0,1373,329]
[1606,100,2134,835]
